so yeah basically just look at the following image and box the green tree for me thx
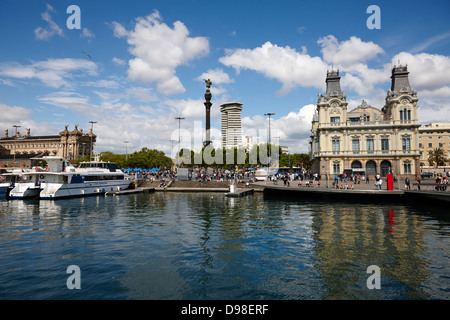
[120,148,173,169]
[428,148,447,166]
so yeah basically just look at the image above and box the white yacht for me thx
[9,156,131,200]
[0,169,26,198]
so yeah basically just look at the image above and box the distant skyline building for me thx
[220,102,243,149]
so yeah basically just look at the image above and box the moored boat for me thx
[1,169,34,199]
[9,156,132,200]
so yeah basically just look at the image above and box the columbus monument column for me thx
[203,79,212,147]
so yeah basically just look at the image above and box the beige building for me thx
[311,65,421,178]
[418,122,450,166]
[0,125,96,167]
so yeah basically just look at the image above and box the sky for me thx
[0,0,450,157]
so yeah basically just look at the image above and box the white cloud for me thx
[196,68,234,85]
[220,41,328,96]
[112,10,210,95]
[318,35,385,68]
[163,98,212,119]
[0,58,97,88]
[389,52,450,125]
[112,57,126,66]
[392,52,450,91]
[81,28,95,39]
[410,32,450,53]
[34,4,64,41]
[125,87,158,102]
[39,91,90,108]
[240,104,316,153]
[0,103,33,123]
[0,103,58,137]
[84,79,120,89]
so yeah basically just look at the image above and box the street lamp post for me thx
[175,117,185,166]
[89,121,97,161]
[264,113,275,165]
[12,125,21,168]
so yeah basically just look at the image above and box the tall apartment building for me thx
[310,65,421,178]
[220,102,243,149]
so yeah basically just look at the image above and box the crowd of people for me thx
[128,167,450,192]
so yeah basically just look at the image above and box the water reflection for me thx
[0,193,448,299]
[311,204,433,299]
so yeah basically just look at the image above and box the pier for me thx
[256,181,450,204]
[105,187,155,196]
[102,179,450,205]
[225,188,254,197]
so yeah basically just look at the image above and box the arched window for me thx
[380,160,391,176]
[366,160,377,174]
[351,160,362,169]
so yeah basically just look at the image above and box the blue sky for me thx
[1,0,450,155]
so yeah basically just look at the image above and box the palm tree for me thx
[427,148,447,166]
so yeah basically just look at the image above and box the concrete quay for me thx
[122,179,449,205]
[253,180,450,204]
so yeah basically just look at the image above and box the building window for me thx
[428,143,433,148]
[400,109,411,121]
[404,163,411,174]
[352,138,360,152]
[419,143,423,148]
[439,143,444,148]
[333,162,340,174]
[402,137,411,151]
[332,139,340,152]
[330,117,340,123]
[381,138,389,151]
[366,138,374,152]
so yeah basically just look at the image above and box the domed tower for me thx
[383,64,419,124]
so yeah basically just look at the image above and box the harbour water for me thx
[0,192,449,300]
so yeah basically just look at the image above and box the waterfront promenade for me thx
[252,177,450,204]
[132,176,450,204]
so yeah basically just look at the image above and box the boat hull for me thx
[40,180,131,199]
[0,185,9,197]
[9,184,42,199]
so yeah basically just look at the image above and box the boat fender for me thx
[39,175,44,179]
[45,167,50,171]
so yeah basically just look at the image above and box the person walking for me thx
[405,177,411,190]
[375,174,381,190]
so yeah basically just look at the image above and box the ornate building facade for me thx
[0,125,96,167]
[310,66,421,178]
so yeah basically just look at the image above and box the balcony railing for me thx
[323,119,416,128]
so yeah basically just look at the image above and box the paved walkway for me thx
[252,177,448,193]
